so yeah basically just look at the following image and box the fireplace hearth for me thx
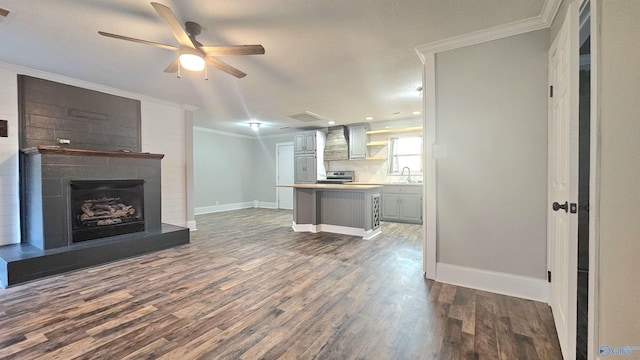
[70,180,145,242]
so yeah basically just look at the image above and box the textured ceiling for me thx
[0,0,546,136]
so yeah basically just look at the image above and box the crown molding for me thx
[0,60,200,111]
[193,126,255,139]
[415,0,562,59]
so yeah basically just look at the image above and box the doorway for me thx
[576,2,591,359]
[276,142,294,210]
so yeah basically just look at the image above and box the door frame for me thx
[275,142,294,209]
[586,0,600,358]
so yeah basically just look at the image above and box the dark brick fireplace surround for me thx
[0,76,189,287]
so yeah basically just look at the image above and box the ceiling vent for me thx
[0,8,14,24]
[288,111,327,123]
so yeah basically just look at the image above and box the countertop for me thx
[346,181,423,186]
[278,184,383,190]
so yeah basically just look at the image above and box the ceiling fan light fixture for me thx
[179,53,205,71]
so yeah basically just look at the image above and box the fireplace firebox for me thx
[70,180,145,242]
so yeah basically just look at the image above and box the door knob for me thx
[552,201,568,212]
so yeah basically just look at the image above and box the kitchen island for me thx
[278,184,382,239]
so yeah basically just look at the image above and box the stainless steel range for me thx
[317,170,354,184]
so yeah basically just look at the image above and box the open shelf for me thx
[366,141,388,146]
[366,126,423,135]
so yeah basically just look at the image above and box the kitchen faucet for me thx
[400,166,412,183]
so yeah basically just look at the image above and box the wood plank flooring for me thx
[0,208,562,359]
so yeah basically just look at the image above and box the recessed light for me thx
[365,116,374,121]
[413,111,421,115]
[328,121,335,125]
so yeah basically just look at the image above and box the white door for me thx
[548,3,579,359]
[277,143,294,210]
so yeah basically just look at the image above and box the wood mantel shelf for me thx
[21,146,164,159]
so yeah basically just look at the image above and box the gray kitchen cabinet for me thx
[348,123,369,159]
[294,130,326,183]
[294,132,318,154]
[295,154,317,184]
[381,185,422,223]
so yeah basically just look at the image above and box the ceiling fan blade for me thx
[98,31,178,51]
[164,58,179,73]
[200,45,265,56]
[150,2,196,49]
[206,57,247,78]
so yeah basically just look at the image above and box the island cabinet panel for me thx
[286,184,382,240]
[293,189,316,225]
[319,191,365,227]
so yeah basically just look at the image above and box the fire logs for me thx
[79,197,136,226]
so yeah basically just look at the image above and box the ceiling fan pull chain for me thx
[204,63,208,81]
[177,61,182,79]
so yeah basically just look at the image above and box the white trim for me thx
[186,220,197,231]
[195,202,254,215]
[423,55,436,280]
[193,126,254,139]
[436,263,549,302]
[257,201,277,209]
[588,1,600,358]
[415,0,561,56]
[0,61,197,111]
[292,222,381,240]
[195,201,278,215]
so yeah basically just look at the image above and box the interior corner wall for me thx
[0,67,20,246]
[596,0,640,348]
[193,128,255,213]
[435,29,549,279]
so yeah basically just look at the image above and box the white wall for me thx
[595,0,640,349]
[0,62,189,245]
[435,29,549,279]
[141,102,188,227]
[0,68,20,246]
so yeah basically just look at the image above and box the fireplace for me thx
[69,180,145,242]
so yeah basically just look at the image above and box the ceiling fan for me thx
[98,2,264,78]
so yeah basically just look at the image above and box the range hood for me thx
[324,126,349,161]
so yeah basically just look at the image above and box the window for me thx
[389,136,422,175]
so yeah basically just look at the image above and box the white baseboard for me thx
[186,220,197,231]
[436,263,549,302]
[195,202,254,215]
[195,201,282,215]
[292,222,381,240]
[257,201,277,209]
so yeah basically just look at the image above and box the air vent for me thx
[288,111,327,123]
[0,8,15,24]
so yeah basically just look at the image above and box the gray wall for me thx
[596,0,640,348]
[193,129,255,207]
[193,127,294,208]
[435,29,549,279]
[253,135,295,202]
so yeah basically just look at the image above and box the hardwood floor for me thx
[0,209,562,359]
